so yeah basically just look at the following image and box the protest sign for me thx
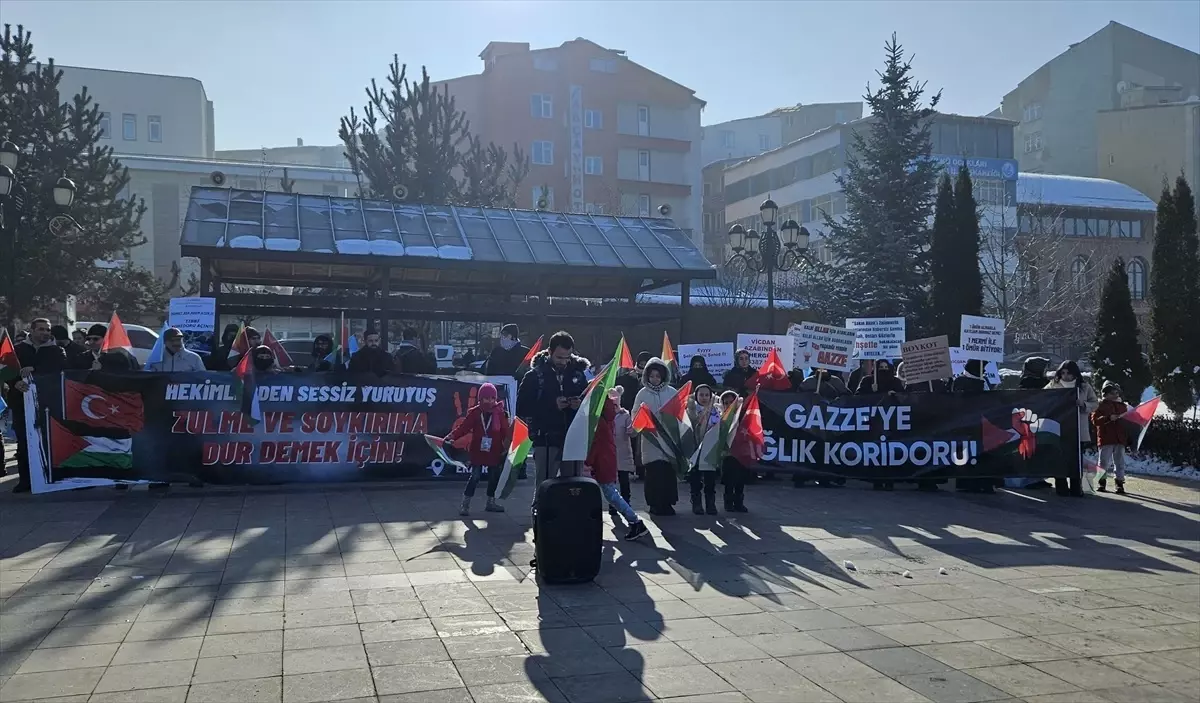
[950,347,1002,386]
[678,342,735,377]
[959,315,1006,362]
[736,334,793,370]
[900,335,953,384]
[846,317,906,360]
[790,322,856,373]
[168,297,217,333]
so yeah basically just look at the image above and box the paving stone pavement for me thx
[0,469,1197,703]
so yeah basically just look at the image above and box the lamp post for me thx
[0,138,79,334]
[726,197,811,332]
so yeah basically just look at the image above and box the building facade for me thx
[438,38,705,242]
[1001,21,1200,178]
[1097,94,1200,202]
[216,141,350,170]
[58,66,215,159]
[701,115,783,168]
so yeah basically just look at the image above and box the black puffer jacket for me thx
[308,335,333,372]
[1018,356,1050,389]
[722,364,758,395]
[677,355,716,390]
[484,342,530,379]
[516,349,591,445]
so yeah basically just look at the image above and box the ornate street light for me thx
[726,197,812,331]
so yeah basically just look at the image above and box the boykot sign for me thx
[23,371,514,493]
[736,334,793,370]
[846,317,906,360]
[960,315,1006,362]
[757,389,1080,481]
[790,322,856,373]
[900,335,952,384]
[678,342,735,377]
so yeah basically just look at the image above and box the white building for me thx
[701,115,784,166]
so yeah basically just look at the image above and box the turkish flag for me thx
[64,380,145,433]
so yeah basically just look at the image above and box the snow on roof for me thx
[1017,173,1157,212]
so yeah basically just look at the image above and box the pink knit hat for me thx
[477,383,498,401]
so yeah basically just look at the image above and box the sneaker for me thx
[1115,481,1126,495]
[625,521,649,541]
[485,498,505,513]
[1098,479,1107,492]
[459,497,471,516]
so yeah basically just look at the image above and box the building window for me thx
[530,94,553,119]
[589,57,617,73]
[585,202,606,214]
[703,212,714,234]
[637,105,650,137]
[532,187,554,209]
[974,178,1006,206]
[99,112,111,139]
[1070,256,1090,291]
[1131,220,1142,238]
[758,134,770,151]
[637,150,650,181]
[835,109,847,124]
[703,182,711,197]
[1128,257,1147,300]
[584,109,602,129]
[638,194,651,217]
[721,130,735,148]
[531,140,554,165]
[584,156,603,175]
[322,184,342,196]
[147,115,162,143]
[1023,131,1043,154]
[1022,103,1043,122]
[533,56,558,71]
[122,113,137,140]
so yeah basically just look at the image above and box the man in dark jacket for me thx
[854,359,905,394]
[74,323,108,370]
[1018,356,1049,389]
[206,323,241,371]
[678,355,717,389]
[951,360,989,392]
[51,324,87,366]
[722,349,758,395]
[7,319,69,492]
[393,328,435,375]
[616,351,650,412]
[516,330,590,499]
[483,324,529,379]
[349,328,393,376]
[307,335,334,372]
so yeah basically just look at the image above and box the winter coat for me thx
[393,344,435,375]
[306,336,333,372]
[516,349,591,446]
[688,398,723,472]
[585,399,619,484]
[678,356,717,390]
[146,347,206,373]
[1091,398,1129,447]
[349,346,393,376]
[612,407,636,474]
[98,349,139,372]
[483,342,529,379]
[615,370,641,411]
[905,379,949,393]
[446,405,510,467]
[952,374,988,392]
[633,358,673,465]
[856,372,905,394]
[799,372,850,399]
[1044,379,1099,444]
[206,324,242,371]
[721,365,758,395]
[15,339,69,374]
[1018,357,1050,390]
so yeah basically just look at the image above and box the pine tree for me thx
[1091,258,1151,405]
[0,24,160,325]
[1149,176,1200,414]
[818,34,941,324]
[952,165,984,321]
[927,172,956,339]
[339,57,528,206]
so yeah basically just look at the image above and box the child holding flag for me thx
[1091,381,1128,494]
[445,383,512,515]
[587,388,649,540]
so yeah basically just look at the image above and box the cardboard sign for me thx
[900,335,953,384]
[736,334,794,370]
[950,347,1002,386]
[846,317,906,360]
[959,315,1006,362]
[678,342,735,377]
[168,297,216,333]
[790,322,856,373]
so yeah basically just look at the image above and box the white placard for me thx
[678,342,735,377]
[790,322,856,373]
[846,317,906,360]
[959,314,1006,362]
[950,347,1001,386]
[168,297,216,333]
[736,334,793,370]
[900,335,952,384]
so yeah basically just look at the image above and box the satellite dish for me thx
[657,203,671,217]
[392,184,409,201]
[536,197,549,211]
[1116,81,1128,94]
[210,171,226,186]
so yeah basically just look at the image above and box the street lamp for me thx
[726,197,811,332]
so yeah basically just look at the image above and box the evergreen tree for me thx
[952,165,983,321]
[1091,258,1151,405]
[339,57,528,206]
[1149,175,1200,413]
[927,172,956,339]
[818,34,941,324]
[0,24,160,325]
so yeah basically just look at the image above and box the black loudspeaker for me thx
[533,476,602,584]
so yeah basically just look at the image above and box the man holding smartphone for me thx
[516,331,591,503]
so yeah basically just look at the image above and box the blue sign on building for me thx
[929,155,1019,181]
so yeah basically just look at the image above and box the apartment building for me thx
[438,38,706,243]
[700,158,739,263]
[700,103,862,171]
[1097,90,1200,202]
[216,140,349,169]
[1000,21,1200,178]
[58,66,215,159]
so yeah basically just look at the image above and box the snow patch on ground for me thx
[1086,449,1200,482]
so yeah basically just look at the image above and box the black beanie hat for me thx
[87,324,107,338]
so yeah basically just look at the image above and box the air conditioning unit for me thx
[210,171,226,186]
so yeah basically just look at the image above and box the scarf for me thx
[500,337,519,351]
[1060,379,1076,388]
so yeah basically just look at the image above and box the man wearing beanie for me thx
[74,323,108,370]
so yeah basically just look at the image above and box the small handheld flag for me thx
[263,329,293,367]
[0,329,20,385]
[142,323,170,370]
[497,418,532,499]
[755,348,791,391]
[731,390,764,466]
[1121,396,1161,451]
[227,323,249,361]
[232,351,263,426]
[423,435,468,474]
[661,332,678,378]
[618,335,634,370]
[562,338,624,462]
[521,335,544,368]
[101,312,133,352]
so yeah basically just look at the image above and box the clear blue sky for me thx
[7,0,1199,151]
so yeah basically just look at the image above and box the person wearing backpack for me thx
[515,331,590,504]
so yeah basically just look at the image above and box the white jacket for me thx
[633,357,673,466]
[1044,379,1099,443]
[147,348,206,373]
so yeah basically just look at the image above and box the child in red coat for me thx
[445,383,511,515]
[1090,381,1129,494]
[586,389,649,540]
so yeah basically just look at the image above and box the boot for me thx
[723,487,735,512]
[459,496,471,516]
[1097,478,1107,492]
[485,497,505,512]
[690,491,704,515]
[733,486,748,513]
[1115,480,1126,495]
[704,492,718,515]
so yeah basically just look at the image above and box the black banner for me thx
[757,390,1081,481]
[27,370,513,487]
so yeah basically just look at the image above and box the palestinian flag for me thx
[1120,396,1159,451]
[702,396,743,471]
[754,348,791,391]
[0,329,20,385]
[731,390,765,467]
[618,335,634,370]
[262,329,293,366]
[661,332,679,379]
[981,409,1061,459]
[497,418,532,499]
[232,351,263,426]
[50,417,133,469]
[100,312,133,352]
[632,381,696,477]
[325,313,354,367]
[227,323,251,362]
[561,338,623,462]
[520,335,544,369]
[423,435,468,474]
